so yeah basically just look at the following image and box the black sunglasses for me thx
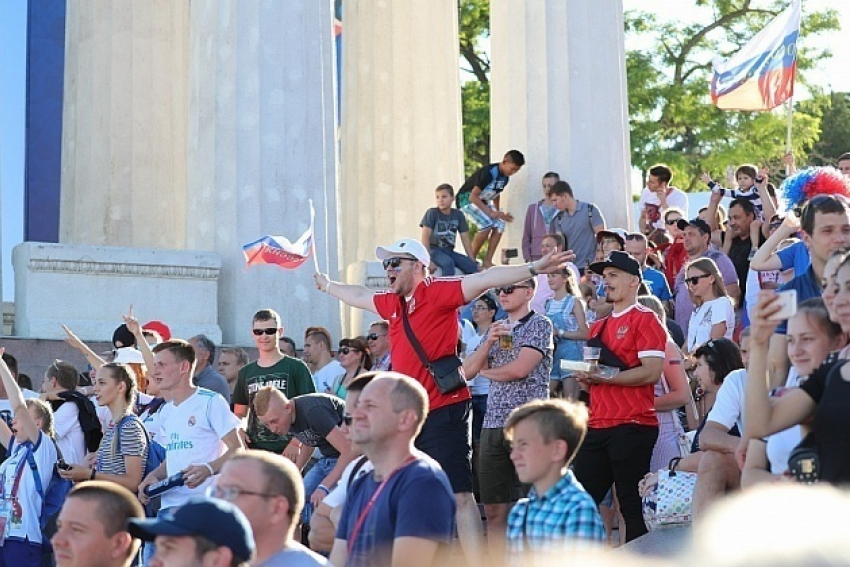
[342,414,353,426]
[666,218,682,225]
[685,274,712,286]
[625,233,644,241]
[252,328,278,336]
[339,347,360,355]
[382,257,416,270]
[495,285,531,295]
[367,333,386,341]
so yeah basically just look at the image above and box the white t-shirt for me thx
[638,186,689,230]
[159,388,240,509]
[323,456,374,510]
[766,369,802,474]
[313,361,344,394]
[687,296,735,353]
[0,432,58,544]
[54,401,86,466]
[707,368,746,434]
[461,320,490,396]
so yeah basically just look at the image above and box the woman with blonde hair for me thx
[685,257,735,356]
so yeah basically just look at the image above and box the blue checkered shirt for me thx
[506,470,605,564]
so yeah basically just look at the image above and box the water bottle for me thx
[144,472,185,498]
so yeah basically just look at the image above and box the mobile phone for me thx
[768,289,797,321]
[504,248,518,259]
[57,460,72,471]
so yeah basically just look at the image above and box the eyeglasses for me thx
[382,257,417,270]
[666,218,681,226]
[342,414,353,426]
[252,328,278,336]
[495,285,531,295]
[206,485,279,502]
[339,347,360,355]
[685,274,712,286]
[367,333,386,341]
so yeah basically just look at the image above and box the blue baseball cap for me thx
[128,497,255,561]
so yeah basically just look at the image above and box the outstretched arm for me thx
[314,273,379,314]
[62,324,106,370]
[0,348,39,443]
[460,250,575,302]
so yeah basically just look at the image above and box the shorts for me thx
[461,202,506,232]
[415,401,473,494]
[478,427,526,504]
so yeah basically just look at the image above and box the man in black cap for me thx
[128,496,255,567]
[572,250,667,543]
[673,217,740,337]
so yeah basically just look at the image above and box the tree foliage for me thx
[797,91,850,165]
[459,0,490,176]
[626,0,840,190]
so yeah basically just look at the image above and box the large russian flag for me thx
[243,202,315,269]
[711,0,801,111]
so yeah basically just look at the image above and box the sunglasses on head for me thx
[685,273,712,286]
[342,414,353,426]
[382,257,416,270]
[495,285,531,295]
[367,333,385,341]
[252,328,278,336]
[339,347,360,355]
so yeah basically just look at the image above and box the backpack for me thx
[17,438,73,556]
[56,390,103,452]
[114,414,166,479]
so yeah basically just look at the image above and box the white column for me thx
[187,0,341,345]
[60,0,190,248]
[339,0,463,334]
[490,0,633,239]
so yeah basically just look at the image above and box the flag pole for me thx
[785,96,794,175]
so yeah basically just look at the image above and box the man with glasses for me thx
[314,237,572,565]
[233,309,315,457]
[673,218,740,337]
[462,277,553,558]
[252,388,357,527]
[214,450,329,566]
[367,321,391,371]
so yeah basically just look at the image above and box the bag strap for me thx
[22,436,60,501]
[399,298,435,375]
[347,455,370,490]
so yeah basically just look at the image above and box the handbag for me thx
[788,431,820,484]
[400,298,466,394]
[641,457,697,531]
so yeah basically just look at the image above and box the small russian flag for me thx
[243,201,315,269]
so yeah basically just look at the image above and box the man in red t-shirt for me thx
[314,238,572,563]
[574,250,666,542]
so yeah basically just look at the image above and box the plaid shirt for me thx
[506,471,605,564]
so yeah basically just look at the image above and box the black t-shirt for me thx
[800,358,850,484]
[291,394,345,458]
[726,232,766,297]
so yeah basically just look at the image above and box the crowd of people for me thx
[1,152,850,566]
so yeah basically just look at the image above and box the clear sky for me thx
[0,1,846,301]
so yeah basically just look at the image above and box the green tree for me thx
[626,0,840,190]
[459,0,490,176]
[797,91,850,164]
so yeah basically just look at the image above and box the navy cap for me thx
[128,497,255,561]
[588,250,642,278]
[677,217,712,236]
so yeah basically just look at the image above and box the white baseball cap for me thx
[113,347,145,365]
[375,238,431,267]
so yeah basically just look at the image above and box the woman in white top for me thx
[463,293,498,445]
[685,257,735,356]
[0,349,58,565]
[741,298,846,487]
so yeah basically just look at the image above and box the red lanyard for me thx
[347,456,417,554]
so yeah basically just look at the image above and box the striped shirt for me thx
[506,471,605,564]
[96,415,148,475]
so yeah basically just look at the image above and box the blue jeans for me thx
[302,456,338,524]
[431,248,478,276]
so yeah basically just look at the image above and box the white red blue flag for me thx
[243,201,315,269]
[710,0,801,111]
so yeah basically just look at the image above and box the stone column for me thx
[186,0,341,345]
[60,0,189,249]
[490,0,633,240]
[339,0,463,334]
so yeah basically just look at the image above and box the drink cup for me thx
[499,322,516,350]
[583,347,601,368]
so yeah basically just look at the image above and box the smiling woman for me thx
[685,257,735,355]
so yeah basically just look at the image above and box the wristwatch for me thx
[527,262,538,277]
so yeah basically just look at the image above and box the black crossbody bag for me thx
[400,298,466,394]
